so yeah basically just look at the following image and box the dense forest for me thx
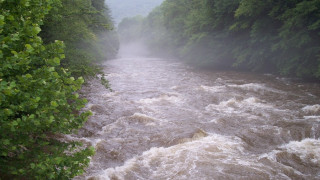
[106,0,164,24]
[119,0,320,80]
[0,0,118,179]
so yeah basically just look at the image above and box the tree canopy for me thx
[0,0,117,179]
[119,0,320,79]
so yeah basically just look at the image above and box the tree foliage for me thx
[40,0,119,78]
[119,0,320,79]
[0,0,117,179]
[118,15,144,43]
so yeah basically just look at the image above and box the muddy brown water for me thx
[73,55,320,180]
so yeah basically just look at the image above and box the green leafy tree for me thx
[118,15,145,43]
[40,0,119,78]
[0,0,94,179]
[275,0,320,77]
[122,0,320,80]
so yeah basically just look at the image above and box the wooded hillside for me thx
[119,0,320,80]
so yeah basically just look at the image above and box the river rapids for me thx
[73,52,320,179]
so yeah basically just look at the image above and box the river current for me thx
[73,52,320,179]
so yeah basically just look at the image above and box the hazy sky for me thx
[106,0,164,24]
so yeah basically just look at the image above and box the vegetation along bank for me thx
[0,0,118,179]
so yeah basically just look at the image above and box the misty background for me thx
[106,0,164,24]
[114,0,320,81]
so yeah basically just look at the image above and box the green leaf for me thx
[21,0,30,7]
[3,89,13,96]
[25,44,34,53]
[3,139,10,145]
[34,120,40,126]
[48,67,55,72]
[0,15,4,26]
[55,157,63,164]
[7,15,14,21]
[48,116,54,124]
[25,74,32,78]
[12,121,18,126]
[51,101,58,107]
[4,108,13,115]
[53,57,60,65]
[33,26,41,34]
[30,163,36,169]
[29,114,35,119]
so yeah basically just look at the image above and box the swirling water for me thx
[74,55,320,180]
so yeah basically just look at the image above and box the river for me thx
[73,49,320,179]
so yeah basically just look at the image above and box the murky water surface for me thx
[74,56,320,180]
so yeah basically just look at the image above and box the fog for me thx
[97,30,120,60]
[118,41,151,58]
[106,0,164,24]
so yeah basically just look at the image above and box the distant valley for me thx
[106,0,164,24]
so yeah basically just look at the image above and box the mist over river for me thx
[73,46,320,179]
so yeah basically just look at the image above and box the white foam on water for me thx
[264,73,274,76]
[243,97,263,104]
[228,83,283,94]
[250,125,283,136]
[101,91,120,98]
[215,78,224,83]
[62,135,104,148]
[170,86,179,90]
[304,116,320,121]
[100,113,168,134]
[205,97,273,114]
[307,93,317,97]
[281,138,320,164]
[302,104,320,114]
[130,113,166,126]
[199,85,226,93]
[259,138,320,178]
[101,117,128,133]
[138,93,183,105]
[209,118,219,123]
[205,98,238,113]
[88,134,280,179]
